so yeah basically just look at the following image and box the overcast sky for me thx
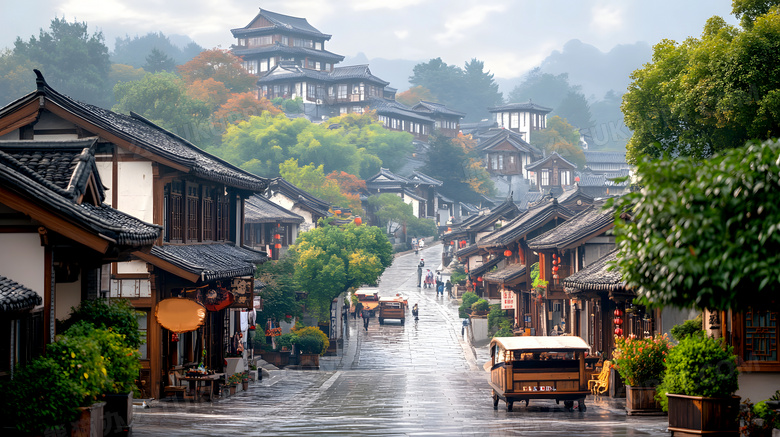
[3,0,738,80]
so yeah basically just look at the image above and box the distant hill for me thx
[342,52,421,92]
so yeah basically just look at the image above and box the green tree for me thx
[178,48,256,93]
[423,132,486,204]
[143,47,176,73]
[367,193,413,235]
[290,219,392,320]
[609,139,780,311]
[14,17,111,106]
[113,72,210,134]
[279,159,358,212]
[507,69,594,132]
[409,58,461,109]
[533,116,586,168]
[732,0,780,28]
[0,48,36,107]
[254,253,301,324]
[556,91,594,131]
[622,11,780,163]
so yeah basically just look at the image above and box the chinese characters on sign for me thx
[501,289,516,310]
[229,277,253,309]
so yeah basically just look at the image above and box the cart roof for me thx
[355,289,379,296]
[379,295,406,302]
[490,336,590,352]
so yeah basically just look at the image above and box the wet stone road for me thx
[133,245,671,436]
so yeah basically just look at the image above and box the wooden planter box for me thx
[69,401,105,437]
[299,353,320,369]
[262,351,290,367]
[103,392,133,436]
[667,393,740,436]
[625,386,664,416]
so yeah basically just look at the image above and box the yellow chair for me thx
[588,360,611,395]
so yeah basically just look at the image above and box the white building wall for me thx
[0,233,45,310]
[116,161,154,223]
[56,280,81,320]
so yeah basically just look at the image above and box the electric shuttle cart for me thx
[488,336,591,412]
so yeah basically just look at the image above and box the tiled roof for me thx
[478,200,578,249]
[442,199,519,240]
[410,171,443,186]
[331,65,389,86]
[244,194,304,224]
[411,101,465,118]
[366,167,413,190]
[402,188,425,201]
[577,170,630,187]
[470,255,505,277]
[0,146,162,247]
[232,9,331,39]
[268,177,331,217]
[477,128,541,155]
[6,71,269,193]
[236,44,344,63]
[366,97,435,123]
[150,243,268,283]
[489,101,553,114]
[526,202,615,250]
[584,151,627,164]
[456,244,480,258]
[563,249,631,294]
[0,275,41,313]
[459,202,480,215]
[483,263,527,284]
[526,152,579,171]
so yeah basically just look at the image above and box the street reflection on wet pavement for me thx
[133,244,670,436]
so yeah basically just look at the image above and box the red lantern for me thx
[447,227,452,232]
[553,266,558,272]
[614,317,623,325]
[504,250,512,257]
[285,314,292,319]
[171,333,179,342]
[274,234,281,240]
[354,216,362,225]
[614,309,623,317]
[477,276,483,282]
[274,243,282,249]
[614,327,623,336]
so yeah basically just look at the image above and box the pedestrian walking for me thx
[362,308,370,331]
[425,269,434,288]
[462,318,470,337]
[445,279,453,298]
[417,258,424,287]
[412,303,419,320]
[437,280,444,296]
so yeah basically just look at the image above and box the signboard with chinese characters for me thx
[228,277,253,309]
[501,289,516,310]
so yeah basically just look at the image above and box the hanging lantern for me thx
[354,216,362,225]
[614,327,623,336]
[614,317,623,326]
[275,243,282,249]
[171,333,179,342]
[504,250,512,257]
[285,314,292,319]
[447,227,452,232]
[614,309,623,317]
[477,276,483,282]
[274,234,281,240]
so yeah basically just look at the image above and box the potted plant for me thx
[657,331,740,434]
[612,334,671,415]
[241,372,251,391]
[471,299,490,316]
[226,373,242,396]
[459,292,479,318]
[739,398,779,437]
[293,326,329,369]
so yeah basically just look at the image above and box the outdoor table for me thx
[178,373,223,400]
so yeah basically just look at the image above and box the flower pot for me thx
[69,401,105,437]
[299,353,320,369]
[625,386,664,416]
[103,392,133,436]
[228,385,237,396]
[667,393,740,436]
[241,381,249,391]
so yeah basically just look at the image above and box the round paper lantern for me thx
[275,243,282,249]
[614,327,623,336]
[614,309,623,317]
[274,234,281,240]
[354,216,362,225]
[477,276,483,282]
[155,298,206,333]
[504,250,512,257]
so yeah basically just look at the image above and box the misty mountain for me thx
[342,52,421,93]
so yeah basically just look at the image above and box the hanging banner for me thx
[203,286,235,311]
[229,277,254,309]
[501,289,516,310]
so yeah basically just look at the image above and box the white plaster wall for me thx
[737,373,780,402]
[471,316,488,343]
[116,161,154,223]
[117,260,149,275]
[0,130,20,140]
[0,233,45,310]
[96,161,113,207]
[269,193,316,232]
[55,280,81,320]
[34,112,78,140]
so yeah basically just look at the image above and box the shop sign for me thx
[501,289,516,310]
[228,277,253,309]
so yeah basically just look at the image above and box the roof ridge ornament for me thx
[34,69,47,93]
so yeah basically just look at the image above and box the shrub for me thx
[488,304,506,330]
[670,314,703,342]
[450,265,466,284]
[292,326,329,355]
[64,322,141,394]
[275,333,294,351]
[493,327,514,338]
[47,329,110,406]
[0,356,83,434]
[612,334,671,387]
[471,299,489,312]
[59,299,143,349]
[656,332,739,411]
[459,292,479,318]
[252,332,267,350]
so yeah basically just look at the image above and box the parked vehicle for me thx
[378,295,408,325]
[487,336,591,412]
[354,288,380,317]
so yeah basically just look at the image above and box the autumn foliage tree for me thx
[186,78,231,112]
[532,116,586,168]
[178,49,257,93]
[211,92,280,128]
[279,159,363,215]
[395,85,436,106]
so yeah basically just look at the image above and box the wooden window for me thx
[203,186,214,242]
[541,170,550,186]
[167,181,183,242]
[338,85,347,99]
[216,190,230,241]
[744,309,778,363]
[186,183,199,242]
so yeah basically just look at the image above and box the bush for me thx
[612,334,671,387]
[488,304,506,331]
[471,299,489,312]
[493,327,514,338]
[59,299,143,349]
[459,292,479,318]
[47,329,110,406]
[656,332,739,411]
[64,322,141,395]
[0,356,83,434]
[275,333,294,351]
[670,314,702,342]
[252,332,267,350]
[292,326,329,355]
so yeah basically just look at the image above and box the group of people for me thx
[416,258,453,297]
[411,237,425,254]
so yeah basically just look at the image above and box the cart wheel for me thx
[578,401,587,412]
[493,394,499,410]
[563,400,574,411]
[506,401,513,412]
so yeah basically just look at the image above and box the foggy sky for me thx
[2,0,737,80]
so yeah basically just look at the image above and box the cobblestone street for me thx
[133,245,671,436]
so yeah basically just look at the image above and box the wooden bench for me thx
[164,371,187,400]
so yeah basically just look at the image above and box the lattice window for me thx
[187,183,199,242]
[216,190,230,241]
[745,309,778,362]
[167,181,183,242]
[203,187,214,242]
